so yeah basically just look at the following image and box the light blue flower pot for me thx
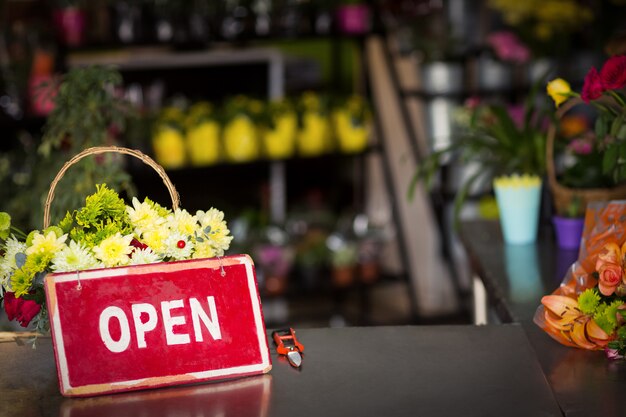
[494,176,542,245]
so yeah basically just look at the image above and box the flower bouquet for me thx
[0,147,233,333]
[536,200,626,356]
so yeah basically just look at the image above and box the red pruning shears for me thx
[272,328,304,368]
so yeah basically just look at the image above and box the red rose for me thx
[599,55,626,91]
[581,67,605,103]
[130,238,148,250]
[3,291,42,328]
[598,263,623,296]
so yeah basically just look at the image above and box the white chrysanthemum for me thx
[167,209,198,236]
[164,232,194,260]
[0,236,26,291]
[26,231,67,256]
[130,247,162,265]
[92,233,133,267]
[127,197,166,236]
[51,240,101,273]
[195,208,233,253]
[142,226,170,253]
[192,240,218,259]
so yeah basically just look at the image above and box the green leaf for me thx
[618,164,626,183]
[0,212,10,240]
[596,116,608,139]
[618,124,626,140]
[15,252,26,268]
[611,113,625,137]
[452,169,484,230]
[603,144,619,176]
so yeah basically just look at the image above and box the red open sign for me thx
[44,255,271,397]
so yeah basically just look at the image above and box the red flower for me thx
[3,292,42,328]
[581,67,605,103]
[599,55,626,91]
[130,238,148,250]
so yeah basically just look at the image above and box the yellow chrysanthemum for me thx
[142,226,169,253]
[196,208,233,254]
[547,78,573,107]
[167,209,197,236]
[26,231,67,258]
[192,241,218,259]
[92,233,133,267]
[127,197,165,236]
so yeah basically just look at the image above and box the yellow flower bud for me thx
[547,78,572,107]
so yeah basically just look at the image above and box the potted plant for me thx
[184,101,221,166]
[296,92,331,157]
[52,0,87,47]
[260,99,297,160]
[329,241,358,288]
[152,104,187,169]
[411,79,550,244]
[552,196,585,249]
[37,65,135,227]
[545,54,626,231]
[222,95,261,163]
[331,95,371,154]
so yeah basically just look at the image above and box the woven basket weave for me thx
[43,146,180,228]
[546,97,626,216]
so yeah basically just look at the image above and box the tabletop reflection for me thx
[504,243,543,303]
[60,374,272,417]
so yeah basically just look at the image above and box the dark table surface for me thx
[460,219,626,417]
[1,325,561,417]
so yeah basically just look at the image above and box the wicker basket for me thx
[546,97,626,216]
[43,146,180,228]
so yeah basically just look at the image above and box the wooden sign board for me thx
[44,255,272,397]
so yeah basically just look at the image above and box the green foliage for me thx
[0,65,137,230]
[65,184,133,248]
[0,212,10,240]
[600,110,626,184]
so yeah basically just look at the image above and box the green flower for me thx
[577,288,601,315]
[593,300,624,335]
[11,267,36,297]
[67,184,133,248]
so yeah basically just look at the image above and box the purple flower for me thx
[507,104,525,129]
[606,348,624,360]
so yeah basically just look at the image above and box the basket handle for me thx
[43,146,180,228]
[546,97,585,192]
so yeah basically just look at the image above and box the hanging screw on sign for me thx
[272,328,304,368]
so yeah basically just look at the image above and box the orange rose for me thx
[596,242,622,267]
[598,262,623,296]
